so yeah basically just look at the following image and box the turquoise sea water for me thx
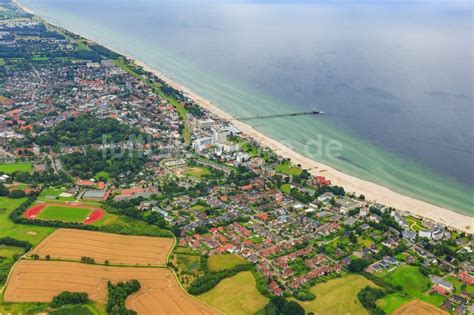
[20,0,473,215]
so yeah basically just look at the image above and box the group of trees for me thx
[0,183,28,199]
[51,291,89,308]
[357,286,386,315]
[0,237,32,251]
[8,170,72,187]
[256,296,306,315]
[106,280,141,315]
[80,256,95,264]
[61,148,147,180]
[34,115,139,147]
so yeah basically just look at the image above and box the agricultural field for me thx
[207,254,248,272]
[392,299,449,315]
[274,162,302,176]
[198,271,268,315]
[30,228,174,266]
[377,266,438,314]
[295,274,378,315]
[0,197,55,245]
[4,260,220,314]
[0,162,32,174]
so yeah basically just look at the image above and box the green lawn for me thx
[445,276,474,294]
[100,214,173,237]
[0,245,24,269]
[38,187,75,201]
[357,236,374,247]
[240,142,258,157]
[377,266,435,314]
[280,183,291,194]
[94,171,110,181]
[405,216,426,231]
[295,274,378,315]
[207,254,248,272]
[0,197,55,246]
[274,162,302,176]
[184,166,211,178]
[0,162,32,174]
[37,205,91,222]
[198,271,268,315]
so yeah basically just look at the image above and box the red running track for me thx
[23,204,46,219]
[83,208,105,224]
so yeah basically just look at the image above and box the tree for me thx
[281,301,305,315]
[348,259,369,272]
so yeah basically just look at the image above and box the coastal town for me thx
[0,1,472,314]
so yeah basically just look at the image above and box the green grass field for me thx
[207,254,248,272]
[0,246,24,269]
[0,162,33,174]
[198,271,268,314]
[377,266,435,314]
[94,171,110,181]
[274,162,302,176]
[184,166,211,178]
[445,276,474,294]
[37,205,91,222]
[38,187,75,201]
[295,274,377,315]
[280,183,291,194]
[100,214,173,237]
[0,197,55,246]
[405,216,426,231]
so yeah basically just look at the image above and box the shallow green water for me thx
[21,0,473,215]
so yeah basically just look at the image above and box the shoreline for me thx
[14,1,472,233]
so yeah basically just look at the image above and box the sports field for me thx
[198,271,268,315]
[0,162,32,174]
[37,205,91,222]
[24,203,105,225]
[207,254,248,272]
[30,228,174,265]
[4,260,220,314]
[392,299,448,315]
[295,274,378,315]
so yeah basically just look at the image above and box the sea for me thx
[20,0,473,215]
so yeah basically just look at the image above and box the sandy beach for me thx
[15,1,473,233]
[134,60,472,233]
